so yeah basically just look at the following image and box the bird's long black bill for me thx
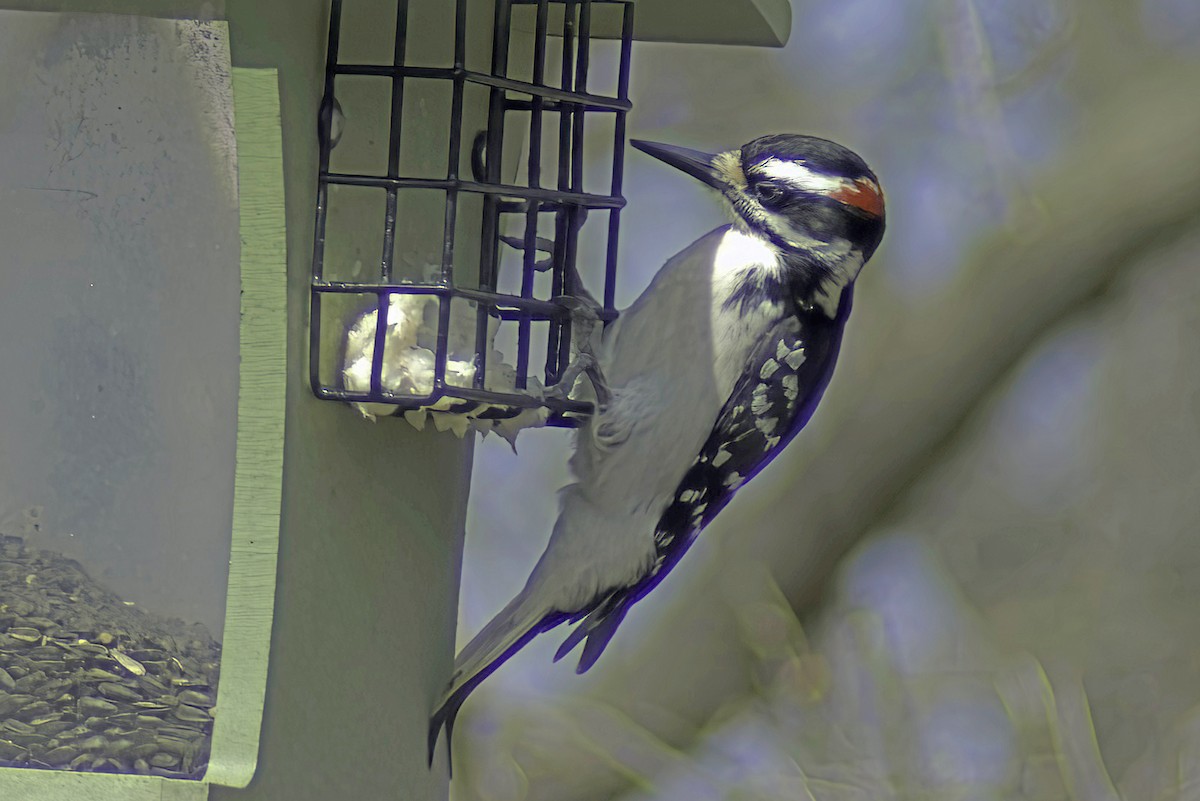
[630,139,725,190]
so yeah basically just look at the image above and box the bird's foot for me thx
[546,352,613,411]
[547,295,611,411]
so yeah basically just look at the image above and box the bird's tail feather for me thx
[552,594,632,674]
[428,592,568,773]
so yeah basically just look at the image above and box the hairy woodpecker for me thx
[429,134,885,768]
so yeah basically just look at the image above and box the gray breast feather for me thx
[541,226,800,610]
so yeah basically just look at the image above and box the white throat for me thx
[724,221,861,318]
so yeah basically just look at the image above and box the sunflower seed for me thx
[129,742,160,759]
[0,738,27,760]
[80,668,124,682]
[7,628,40,643]
[105,737,134,756]
[132,701,171,712]
[98,682,142,702]
[77,734,107,751]
[77,697,118,715]
[111,650,145,676]
[16,700,53,720]
[44,744,79,765]
[34,720,73,737]
[177,689,214,708]
[173,704,212,724]
[139,675,169,694]
[0,535,221,776]
[154,736,192,755]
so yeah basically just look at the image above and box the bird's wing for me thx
[555,290,855,672]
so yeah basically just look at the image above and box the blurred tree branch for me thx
[467,60,1200,801]
[938,0,1018,204]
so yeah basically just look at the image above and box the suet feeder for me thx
[310,0,634,428]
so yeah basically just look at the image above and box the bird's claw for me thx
[546,351,612,410]
[547,295,611,411]
[545,351,594,401]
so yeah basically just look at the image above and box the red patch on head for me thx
[830,178,884,218]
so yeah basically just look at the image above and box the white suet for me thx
[341,287,550,446]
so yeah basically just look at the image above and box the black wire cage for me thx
[310,0,634,426]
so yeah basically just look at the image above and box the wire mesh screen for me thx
[310,0,634,427]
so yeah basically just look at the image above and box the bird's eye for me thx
[754,184,783,205]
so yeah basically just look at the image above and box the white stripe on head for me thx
[755,158,845,194]
[754,158,884,218]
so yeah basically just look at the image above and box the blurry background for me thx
[458,0,1200,798]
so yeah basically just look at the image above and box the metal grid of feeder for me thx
[310,0,634,426]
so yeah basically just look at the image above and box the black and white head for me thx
[632,134,886,281]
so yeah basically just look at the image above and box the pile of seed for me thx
[0,534,221,779]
